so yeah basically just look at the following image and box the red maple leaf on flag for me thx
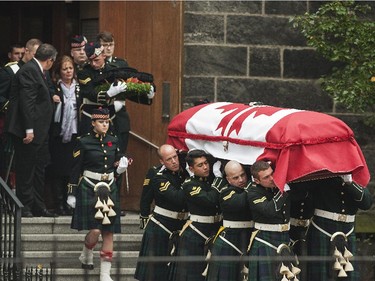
[215,103,281,137]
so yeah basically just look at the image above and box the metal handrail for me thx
[0,176,23,262]
[129,130,159,150]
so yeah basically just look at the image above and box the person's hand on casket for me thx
[107,81,127,97]
[340,174,353,184]
[213,160,223,178]
[185,163,194,177]
[283,183,291,192]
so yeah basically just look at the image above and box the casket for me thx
[167,102,370,190]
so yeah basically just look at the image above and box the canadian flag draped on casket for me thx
[167,102,370,191]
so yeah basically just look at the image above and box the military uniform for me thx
[134,166,188,281]
[139,164,162,220]
[289,182,314,243]
[172,175,222,281]
[69,131,122,233]
[288,182,314,281]
[247,184,291,281]
[0,60,24,111]
[207,182,253,281]
[306,177,373,281]
[77,63,118,135]
[78,60,153,151]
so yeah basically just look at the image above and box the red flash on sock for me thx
[100,250,113,262]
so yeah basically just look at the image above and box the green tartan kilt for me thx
[207,227,252,281]
[71,178,121,233]
[171,221,221,281]
[306,216,358,281]
[134,215,186,281]
[248,230,290,281]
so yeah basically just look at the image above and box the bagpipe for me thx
[93,66,155,103]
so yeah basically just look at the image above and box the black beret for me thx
[85,41,103,60]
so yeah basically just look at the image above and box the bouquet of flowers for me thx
[95,77,151,101]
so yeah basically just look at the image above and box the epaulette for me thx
[4,61,18,67]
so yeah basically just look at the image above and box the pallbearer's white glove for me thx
[340,174,353,184]
[213,161,222,177]
[107,81,127,97]
[67,195,76,208]
[116,156,129,174]
[284,183,291,192]
[185,163,194,177]
[147,85,155,99]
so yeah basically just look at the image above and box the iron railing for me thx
[0,176,23,280]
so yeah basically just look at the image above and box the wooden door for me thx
[99,1,183,211]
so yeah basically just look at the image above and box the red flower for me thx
[107,141,112,147]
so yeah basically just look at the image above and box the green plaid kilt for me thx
[71,178,121,233]
[306,216,358,281]
[134,214,186,281]
[248,230,290,281]
[207,227,252,281]
[171,221,221,281]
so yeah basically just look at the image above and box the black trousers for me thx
[13,135,50,213]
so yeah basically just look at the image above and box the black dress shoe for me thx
[81,263,94,270]
[56,205,67,216]
[35,209,59,217]
[22,210,34,217]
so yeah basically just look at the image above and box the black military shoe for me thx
[35,209,59,217]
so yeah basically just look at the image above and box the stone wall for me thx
[182,1,375,190]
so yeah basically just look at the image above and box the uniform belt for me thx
[254,222,290,232]
[83,170,114,181]
[154,206,189,220]
[314,209,355,223]
[223,220,254,228]
[189,214,222,224]
[289,217,310,227]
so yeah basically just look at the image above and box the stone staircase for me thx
[20,212,142,281]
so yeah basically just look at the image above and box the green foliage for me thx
[291,1,375,123]
[96,79,151,101]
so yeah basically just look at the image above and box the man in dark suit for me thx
[5,43,58,217]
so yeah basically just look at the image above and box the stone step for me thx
[19,212,142,280]
[20,213,142,234]
[22,250,139,268]
[21,233,143,251]
[52,268,137,281]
